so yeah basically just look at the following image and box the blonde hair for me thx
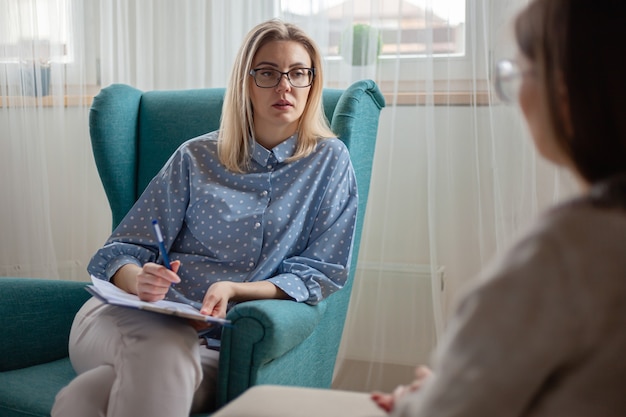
[218,19,335,173]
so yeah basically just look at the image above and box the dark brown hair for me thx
[515,0,626,183]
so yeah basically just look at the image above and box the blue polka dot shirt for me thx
[88,131,358,305]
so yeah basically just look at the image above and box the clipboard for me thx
[86,275,231,326]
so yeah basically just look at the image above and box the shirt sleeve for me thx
[392,225,583,417]
[87,145,192,281]
[268,145,359,305]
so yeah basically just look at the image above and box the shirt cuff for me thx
[104,255,143,281]
[268,273,311,303]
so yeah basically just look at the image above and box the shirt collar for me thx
[251,134,298,166]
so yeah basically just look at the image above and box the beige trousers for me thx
[51,297,219,417]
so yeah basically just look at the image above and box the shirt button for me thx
[260,190,268,197]
[254,222,261,228]
[267,165,273,170]
[248,262,255,268]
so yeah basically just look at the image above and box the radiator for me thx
[341,262,445,366]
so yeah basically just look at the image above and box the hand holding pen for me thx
[151,219,204,310]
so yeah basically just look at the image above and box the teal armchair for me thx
[0,80,384,416]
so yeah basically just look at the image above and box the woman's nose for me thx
[275,73,292,92]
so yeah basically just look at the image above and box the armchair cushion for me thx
[0,278,90,371]
[0,359,76,417]
[0,278,90,417]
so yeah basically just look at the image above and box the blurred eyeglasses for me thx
[494,59,528,103]
[249,68,315,88]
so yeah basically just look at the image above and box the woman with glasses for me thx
[368,0,626,416]
[52,19,358,417]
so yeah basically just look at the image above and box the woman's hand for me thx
[200,280,291,318]
[371,366,433,412]
[135,260,181,302]
[200,281,236,318]
[186,281,236,332]
[112,261,181,302]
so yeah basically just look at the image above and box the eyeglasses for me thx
[249,68,316,88]
[494,59,533,104]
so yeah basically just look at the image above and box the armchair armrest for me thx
[218,299,327,406]
[0,278,90,371]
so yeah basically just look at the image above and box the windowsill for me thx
[387,90,491,106]
[331,79,493,106]
[1,80,493,108]
[379,79,492,106]
[0,94,95,107]
[0,85,101,107]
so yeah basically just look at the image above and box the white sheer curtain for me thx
[1,0,579,393]
[326,0,579,392]
[0,0,109,280]
[98,0,276,90]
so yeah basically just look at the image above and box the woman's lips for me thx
[273,100,293,108]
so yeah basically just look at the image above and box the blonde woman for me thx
[53,19,357,416]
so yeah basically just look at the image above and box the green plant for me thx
[340,23,382,66]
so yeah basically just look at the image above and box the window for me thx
[0,0,73,64]
[281,0,466,59]
[0,0,89,99]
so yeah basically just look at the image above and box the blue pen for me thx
[152,219,172,269]
[151,219,203,310]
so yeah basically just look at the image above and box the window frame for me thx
[291,0,493,105]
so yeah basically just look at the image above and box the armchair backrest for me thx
[89,80,385,392]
